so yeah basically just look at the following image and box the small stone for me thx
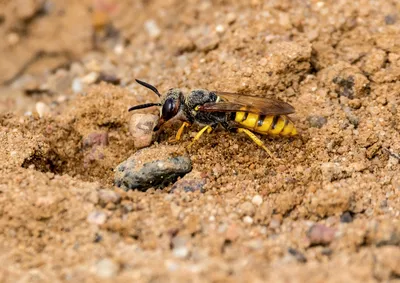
[173,246,189,259]
[82,132,109,148]
[288,248,307,263]
[35,102,50,118]
[114,43,125,55]
[114,145,192,191]
[95,258,119,278]
[344,107,359,127]
[366,143,382,159]
[170,170,207,193]
[15,0,44,20]
[72,78,83,94]
[377,96,387,105]
[129,113,159,149]
[384,14,397,25]
[307,224,336,246]
[366,219,400,246]
[215,24,225,34]
[270,214,283,229]
[225,224,240,242]
[175,36,195,54]
[239,201,255,217]
[320,162,351,182]
[98,189,121,206]
[87,211,107,225]
[194,32,220,52]
[7,33,20,46]
[340,211,353,223]
[243,216,254,224]
[307,115,327,128]
[251,195,263,206]
[171,236,190,259]
[348,98,362,109]
[81,72,99,84]
[144,19,161,38]
[245,239,263,250]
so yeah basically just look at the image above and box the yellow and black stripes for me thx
[234,111,297,136]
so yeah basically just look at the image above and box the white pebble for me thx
[215,24,225,33]
[95,258,118,278]
[72,78,83,94]
[173,246,189,259]
[243,216,254,224]
[252,195,263,206]
[144,19,161,38]
[114,43,124,55]
[35,102,50,118]
[81,72,99,84]
[87,211,107,225]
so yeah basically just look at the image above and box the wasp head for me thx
[155,88,184,131]
[128,80,184,131]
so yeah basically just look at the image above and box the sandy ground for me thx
[1,0,400,282]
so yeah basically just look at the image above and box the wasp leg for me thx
[237,128,276,161]
[175,122,191,141]
[187,125,213,149]
[168,122,191,143]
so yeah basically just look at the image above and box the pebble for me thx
[82,132,109,148]
[114,146,192,191]
[288,248,307,263]
[269,215,282,229]
[344,107,359,127]
[225,224,240,242]
[81,72,99,84]
[307,115,327,128]
[98,189,121,206]
[320,162,350,182]
[307,224,336,246]
[171,236,190,259]
[87,211,107,225]
[384,14,397,25]
[170,170,207,193]
[252,195,263,206]
[243,216,254,225]
[72,78,83,94]
[129,114,159,149]
[226,13,237,24]
[194,32,220,52]
[366,219,400,246]
[239,201,255,217]
[35,102,50,118]
[215,24,225,34]
[144,19,161,38]
[340,211,353,223]
[348,98,362,109]
[95,258,119,278]
[173,246,189,259]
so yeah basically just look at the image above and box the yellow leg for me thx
[237,128,276,161]
[187,125,213,149]
[175,122,190,141]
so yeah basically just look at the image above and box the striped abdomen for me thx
[234,111,297,136]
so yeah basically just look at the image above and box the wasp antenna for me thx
[135,79,161,97]
[128,103,162,112]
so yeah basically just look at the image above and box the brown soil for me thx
[1,0,400,282]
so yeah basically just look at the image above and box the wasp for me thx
[128,79,297,159]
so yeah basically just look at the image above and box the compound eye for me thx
[162,97,177,120]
